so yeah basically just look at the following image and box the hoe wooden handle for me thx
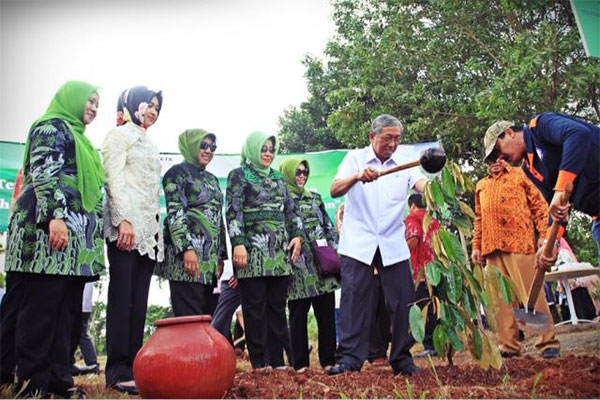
[526,182,573,311]
[378,160,422,177]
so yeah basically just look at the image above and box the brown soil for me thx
[227,325,600,399]
[228,354,600,399]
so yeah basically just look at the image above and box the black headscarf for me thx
[116,86,163,126]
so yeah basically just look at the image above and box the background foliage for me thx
[277,0,598,263]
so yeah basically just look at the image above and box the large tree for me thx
[278,0,599,161]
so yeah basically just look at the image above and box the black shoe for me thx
[48,385,88,399]
[541,348,560,359]
[112,382,139,396]
[327,363,357,375]
[62,386,88,399]
[394,364,421,376]
[71,363,99,376]
[500,350,520,358]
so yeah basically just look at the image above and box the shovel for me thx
[379,147,447,177]
[513,182,573,334]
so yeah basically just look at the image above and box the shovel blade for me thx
[513,307,550,334]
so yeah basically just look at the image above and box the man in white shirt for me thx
[328,114,428,376]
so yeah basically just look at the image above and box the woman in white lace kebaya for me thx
[101,86,163,395]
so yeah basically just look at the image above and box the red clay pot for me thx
[133,315,236,399]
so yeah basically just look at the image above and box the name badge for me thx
[315,239,328,247]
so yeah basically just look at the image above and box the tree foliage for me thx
[278,0,599,161]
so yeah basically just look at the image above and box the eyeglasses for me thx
[261,145,275,154]
[379,135,401,144]
[200,142,217,152]
[296,169,309,177]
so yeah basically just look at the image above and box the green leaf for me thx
[441,168,456,201]
[472,328,483,360]
[444,326,464,351]
[462,290,477,319]
[494,267,513,305]
[430,180,445,208]
[448,304,465,331]
[438,230,458,262]
[409,304,425,343]
[440,302,452,325]
[452,214,471,231]
[422,211,432,233]
[488,335,503,369]
[433,325,446,357]
[425,261,442,286]
[458,200,476,220]
[450,231,467,265]
[494,267,512,304]
[446,263,463,304]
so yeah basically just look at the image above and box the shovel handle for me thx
[526,182,573,311]
[378,160,422,177]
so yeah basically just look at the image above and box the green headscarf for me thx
[240,131,278,177]
[279,158,312,197]
[23,80,105,213]
[178,128,216,168]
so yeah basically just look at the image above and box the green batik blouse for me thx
[287,191,340,301]
[155,162,227,285]
[5,119,105,278]
[226,165,304,279]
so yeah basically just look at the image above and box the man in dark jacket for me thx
[484,113,599,265]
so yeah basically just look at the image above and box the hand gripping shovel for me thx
[378,147,447,177]
[513,183,573,334]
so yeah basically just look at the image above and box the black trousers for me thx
[336,250,415,372]
[211,280,241,342]
[169,280,214,317]
[288,292,336,369]
[71,312,98,366]
[0,272,26,386]
[415,282,438,351]
[367,279,391,361]
[105,241,155,387]
[2,272,84,396]
[237,276,289,368]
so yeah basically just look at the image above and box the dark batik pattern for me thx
[287,191,340,301]
[226,165,304,279]
[156,163,227,284]
[5,119,105,277]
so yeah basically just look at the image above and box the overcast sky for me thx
[0,0,335,153]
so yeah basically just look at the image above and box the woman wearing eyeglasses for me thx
[226,131,304,370]
[279,158,340,372]
[156,129,227,317]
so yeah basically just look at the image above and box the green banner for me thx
[571,0,600,58]
[0,141,438,232]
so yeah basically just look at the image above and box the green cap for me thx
[483,120,513,161]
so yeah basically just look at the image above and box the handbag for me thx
[310,239,341,277]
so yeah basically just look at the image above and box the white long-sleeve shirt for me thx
[102,122,164,261]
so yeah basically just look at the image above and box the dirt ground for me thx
[227,324,600,399]
[15,323,597,399]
